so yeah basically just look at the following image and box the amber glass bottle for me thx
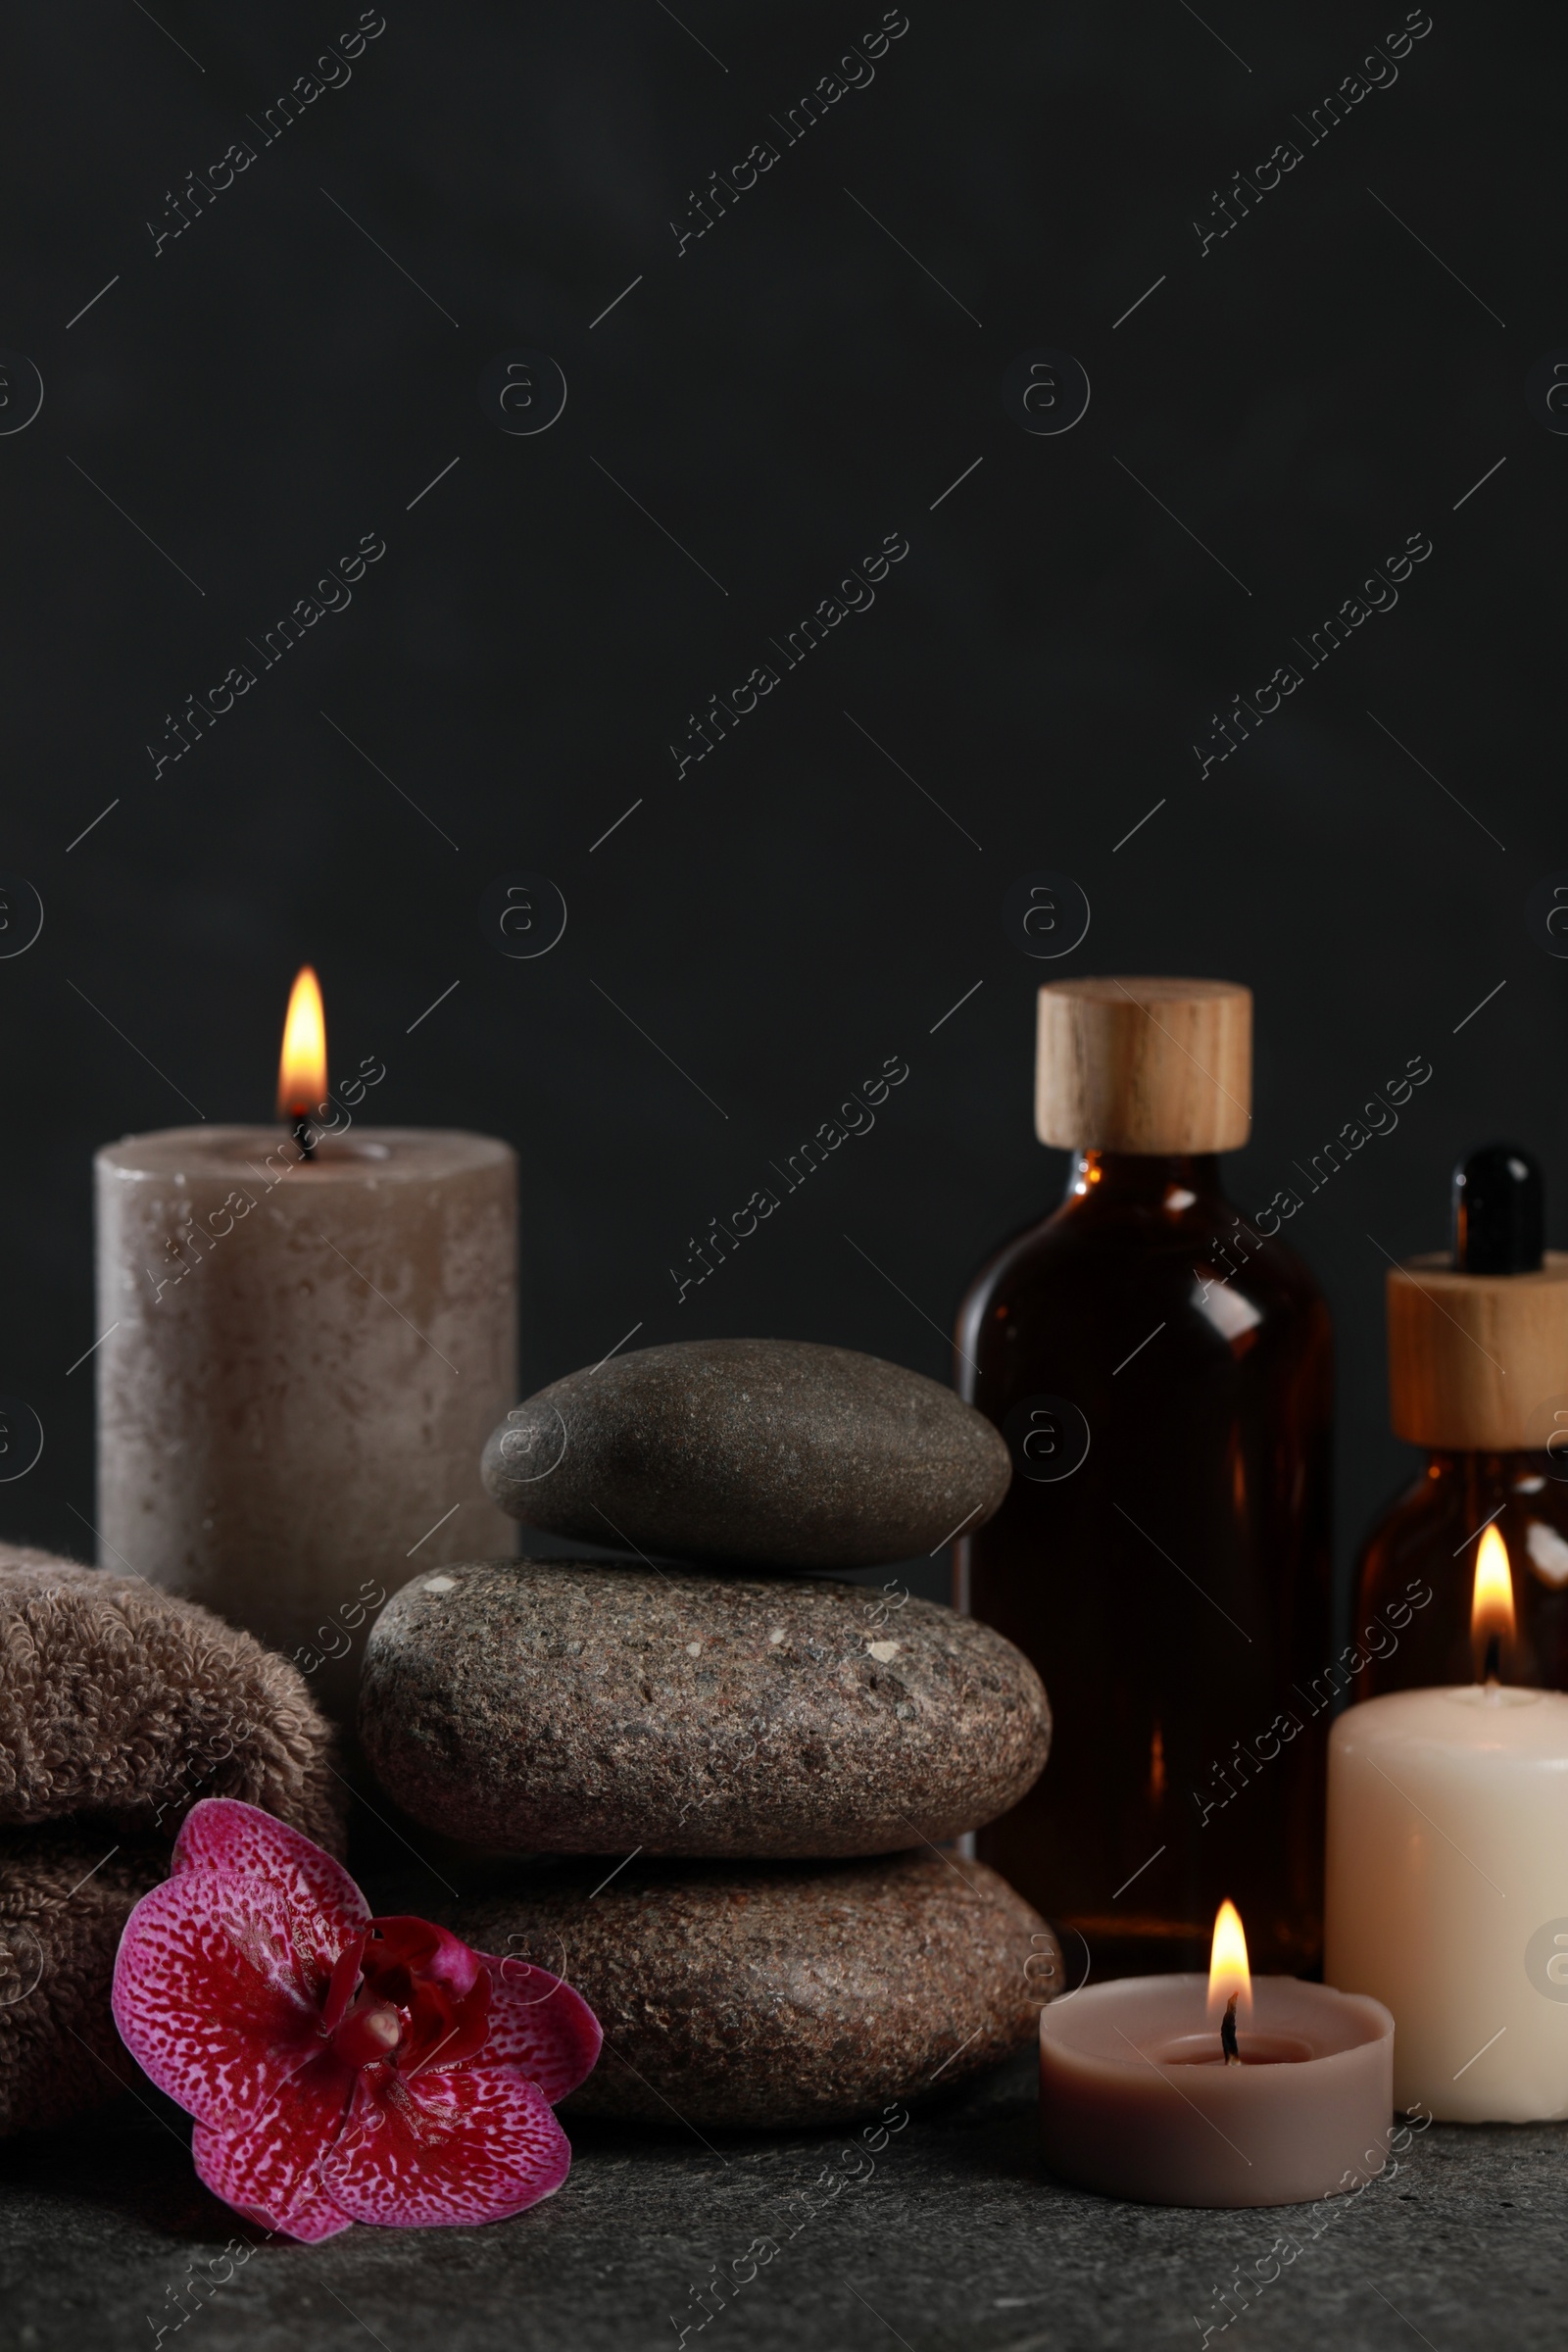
[1353,1144,1568,1699]
[956,978,1333,1981]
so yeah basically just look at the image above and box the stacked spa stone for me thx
[359,1339,1057,2128]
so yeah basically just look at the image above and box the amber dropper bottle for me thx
[1352,1143,1568,1698]
[955,978,1333,1980]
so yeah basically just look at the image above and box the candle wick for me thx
[292,1114,317,1162]
[1221,1992,1239,2065]
[1482,1632,1500,1687]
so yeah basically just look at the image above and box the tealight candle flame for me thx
[1206,1897,1252,2030]
[277,966,327,1123]
[1471,1524,1514,1681]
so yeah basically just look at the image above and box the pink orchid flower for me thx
[111,1798,601,2240]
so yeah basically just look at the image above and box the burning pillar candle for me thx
[94,968,516,1720]
[1325,1526,1568,2120]
[1039,1900,1394,2206]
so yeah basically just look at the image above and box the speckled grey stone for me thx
[452,1851,1059,2128]
[479,1338,1011,1569]
[358,1561,1051,1856]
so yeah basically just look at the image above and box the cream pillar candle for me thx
[94,1000,516,1725]
[1324,1681,1568,2120]
[1325,1524,1568,2120]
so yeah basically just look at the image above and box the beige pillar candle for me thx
[1325,1686,1568,2120]
[93,981,515,1722]
[1325,1525,1568,2121]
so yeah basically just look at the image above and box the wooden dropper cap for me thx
[1036,977,1252,1152]
[1388,1144,1568,1450]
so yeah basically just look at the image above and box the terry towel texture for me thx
[0,1544,342,2134]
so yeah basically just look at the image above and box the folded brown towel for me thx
[0,1544,343,2135]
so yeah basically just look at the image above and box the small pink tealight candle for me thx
[1040,1900,1394,2207]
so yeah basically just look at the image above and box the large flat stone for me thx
[479,1339,1011,1569]
[453,1851,1059,2128]
[359,1561,1050,1856]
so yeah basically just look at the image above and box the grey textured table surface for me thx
[1,2056,1560,2352]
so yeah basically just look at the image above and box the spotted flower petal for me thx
[172,1797,368,1957]
[322,2066,572,2229]
[193,2056,358,2243]
[112,1871,334,2126]
[478,1956,603,2103]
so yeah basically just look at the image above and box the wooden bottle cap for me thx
[1035,977,1252,1153]
[1387,1254,1568,1450]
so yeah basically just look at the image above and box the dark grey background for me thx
[1,0,1560,1626]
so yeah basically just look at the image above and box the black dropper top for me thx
[1452,1143,1544,1273]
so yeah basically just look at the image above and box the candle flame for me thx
[1471,1523,1514,1662]
[1206,1898,1252,2028]
[277,965,327,1121]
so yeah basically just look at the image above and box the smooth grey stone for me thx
[454,1850,1059,2129]
[479,1338,1011,1569]
[359,1560,1051,1856]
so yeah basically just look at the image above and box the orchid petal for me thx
[366,1915,480,1998]
[172,1799,368,1954]
[477,1956,603,2103]
[113,1872,343,2125]
[323,2066,571,2228]
[192,2053,358,2242]
[320,1934,368,2036]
